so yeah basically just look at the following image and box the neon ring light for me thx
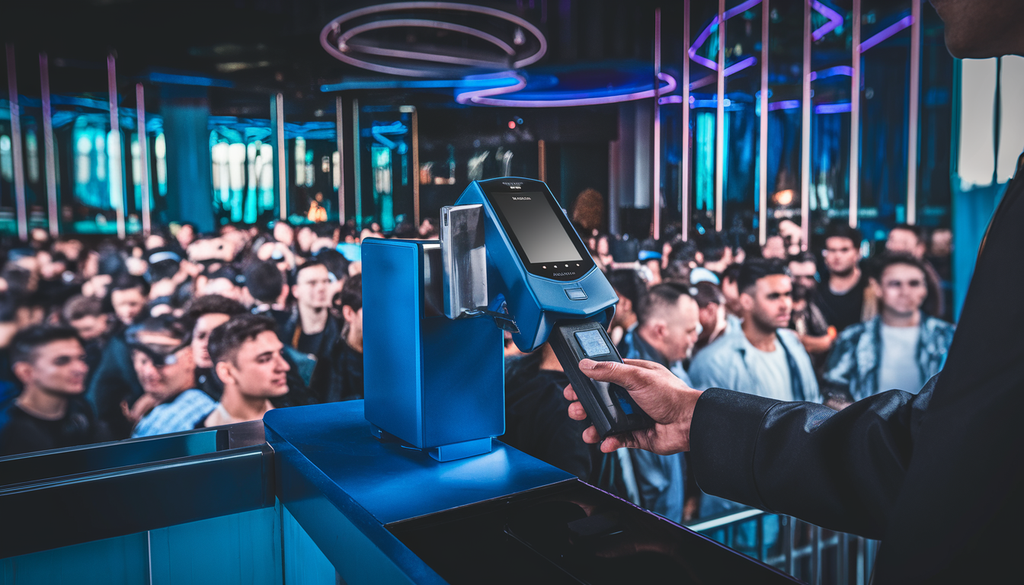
[320,2,547,78]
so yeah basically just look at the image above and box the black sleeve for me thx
[689,376,933,540]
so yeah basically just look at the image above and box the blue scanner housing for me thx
[455,177,618,352]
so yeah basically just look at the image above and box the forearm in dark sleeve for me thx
[690,384,929,539]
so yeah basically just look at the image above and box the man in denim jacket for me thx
[822,254,955,407]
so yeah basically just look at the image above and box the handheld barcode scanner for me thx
[451,177,654,439]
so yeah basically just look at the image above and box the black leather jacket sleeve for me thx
[689,376,935,540]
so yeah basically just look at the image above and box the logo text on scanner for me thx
[511,196,532,201]
[553,271,575,277]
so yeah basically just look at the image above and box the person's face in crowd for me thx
[37,251,67,281]
[595,237,613,268]
[188,237,235,263]
[257,242,294,273]
[359,228,380,241]
[930,0,1024,60]
[930,228,952,257]
[176,224,196,250]
[131,330,195,400]
[296,227,316,252]
[342,305,363,349]
[662,296,701,362]
[294,265,331,310]
[721,276,742,314]
[30,228,50,248]
[219,331,290,398]
[13,339,88,396]
[886,228,926,259]
[787,260,818,293]
[54,239,83,262]
[874,263,929,320]
[823,236,860,277]
[743,275,793,334]
[70,314,108,341]
[144,234,166,250]
[13,255,40,292]
[273,222,295,247]
[111,286,147,325]
[202,278,243,302]
[762,235,787,260]
[192,313,232,369]
[697,302,725,345]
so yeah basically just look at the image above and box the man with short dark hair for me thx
[823,254,955,407]
[620,282,701,522]
[605,268,645,355]
[815,223,871,332]
[0,325,112,455]
[326,273,364,402]
[885,223,945,319]
[201,314,290,427]
[285,261,341,364]
[690,281,727,355]
[690,259,819,403]
[182,295,249,400]
[61,295,111,389]
[244,260,291,337]
[109,274,149,327]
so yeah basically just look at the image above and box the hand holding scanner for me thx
[453,177,654,439]
[548,321,653,438]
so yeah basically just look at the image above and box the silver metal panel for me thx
[336,95,345,223]
[681,0,691,241]
[441,204,488,320]
[136,83,151,235]
[7,44,27,241]
[107,53,126,239]
[40,52,59,238]
[652,7,662,241]
[715,0,725,231]
[759,0,770,245]
[850,0,862,228]
[907,0,922,224]
[275,92,286,220]
[801,0,812,248]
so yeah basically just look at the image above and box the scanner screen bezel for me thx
[481,179,596,282]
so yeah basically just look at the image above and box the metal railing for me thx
[687,508,879,585]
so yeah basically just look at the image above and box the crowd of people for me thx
[0,213,956,538]
[500,217,957,537]
[0,220,382,455]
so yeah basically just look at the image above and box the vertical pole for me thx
[336,95,345,224]
[538,139,547,182]
[907,0,922,225]
[850,0,862,229]
[136,83,151,236]
[40,52,59,238]
[7,44,28,241]
[759,0,770,245]
[275,92,287,221]
[652,7,662,240]
[352,98,362,227]
[408,106,420,227]
[715,0,726,231]
[107,53,126,239]
[681,0,691,241]
[800,0,812,249]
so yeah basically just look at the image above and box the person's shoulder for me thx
[690,334,742,370]
[177,389,218,409]
[837,319,870,343]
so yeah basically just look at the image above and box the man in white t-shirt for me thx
[689,259,819,403]
[822,253,955,407]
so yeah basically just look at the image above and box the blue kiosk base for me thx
[369,424,494,462]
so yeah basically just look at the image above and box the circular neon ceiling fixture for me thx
[320,2,547,78]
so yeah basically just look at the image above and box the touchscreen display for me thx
[491,192,582,264]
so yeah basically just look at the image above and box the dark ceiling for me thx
[2,0,939,119]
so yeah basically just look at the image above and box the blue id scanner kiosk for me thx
[258,177,797,584]
[362,177,651,461]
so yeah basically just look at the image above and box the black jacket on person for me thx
[689,158,1024,583]
[85,326,143,439]
[0,396,114,456]
[324,337,363,402]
